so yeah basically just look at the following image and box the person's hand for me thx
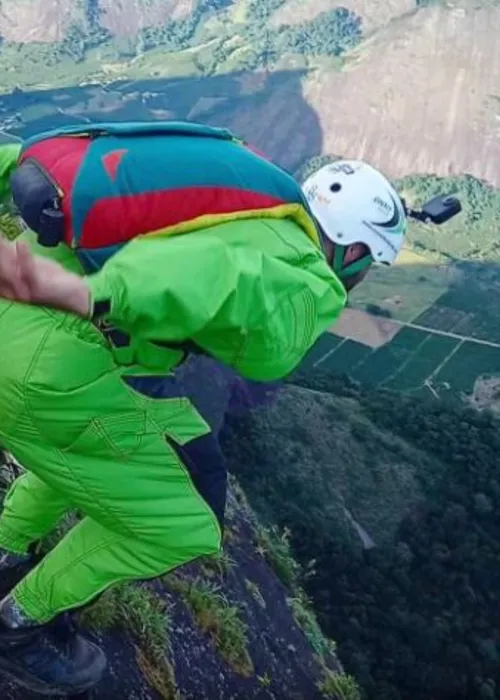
[0,236,91,317]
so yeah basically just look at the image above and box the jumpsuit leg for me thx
[9,426,225,623]
[0,300,227,624]
[0,472,71,554]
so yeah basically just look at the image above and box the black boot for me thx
[0,597,107,696]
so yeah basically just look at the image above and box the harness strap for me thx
[333,245,372,281]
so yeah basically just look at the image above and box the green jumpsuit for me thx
[0,143,346,623]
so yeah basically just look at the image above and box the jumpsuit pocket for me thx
[61,413,148,462]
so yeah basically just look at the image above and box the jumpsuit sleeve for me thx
[85,233,345,381]
[0,144,21,201]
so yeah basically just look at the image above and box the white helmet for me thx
[302,159,407,279]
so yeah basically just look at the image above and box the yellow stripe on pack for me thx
[141,203,321,248]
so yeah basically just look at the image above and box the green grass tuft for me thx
[80,583,177,698]
[167,574,253,676]
[318,669,361,700]
[200,547,236,578]
[81,583,171,661]
[255,524,301,590]
[288,594,336,661]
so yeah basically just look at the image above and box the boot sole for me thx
[0,652,107,696]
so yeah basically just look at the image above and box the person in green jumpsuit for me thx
[0,139,407,695]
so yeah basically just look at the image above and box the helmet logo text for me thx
[328,162,355,175]
[374,196,391,214]
[305,184,331,205]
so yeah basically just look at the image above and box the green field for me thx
[312,241,500,406]
[302,324,500,403]
[414,270,500,344]
[381,334,459,392]
[414,305,467,333]
[348,248,457,323]
[434,342,500,396]
[299,333,343,366]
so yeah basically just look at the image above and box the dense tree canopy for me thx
[220,372,500,700]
